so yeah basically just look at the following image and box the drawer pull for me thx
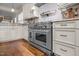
[60,24,67,26]
[60,48,67,52]
[60,35,67,37]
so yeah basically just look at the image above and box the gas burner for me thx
[28,22,51,29]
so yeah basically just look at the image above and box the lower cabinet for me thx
[10,26,23,39]
[53,29,75,45]
[53,41,79,56]
[0,25,28,42]
[53,20,79,56]
[22,26,28,40]
[0,25,29,42]
[76,29,79,46]
[54,41,75,56]
[53,29,79,56]
[0,26,10,42]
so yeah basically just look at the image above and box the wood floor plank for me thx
[0,39,46,56]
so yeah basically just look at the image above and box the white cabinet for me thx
[53,20,76,56]
[22,25,28,40]
[8,25,28,40]
[11,26,23,39]
[0,25,28,42]
[53,20,79,56]
[75,20,79,28]
[7,26,14,40]
[23,4,39,20]
[54,41,75,56]
[0,26,14,42]
[76,29,79,46]
[0,26,9,41]
[0,25,22,42]
[53,21,76,28]
[75,46,79,56]
[54,29,75,45]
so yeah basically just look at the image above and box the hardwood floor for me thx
[0,39,46,56]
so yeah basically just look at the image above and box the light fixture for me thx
[11,8,15,12]
[11,3,15,12]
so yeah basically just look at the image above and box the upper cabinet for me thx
[23,4,39,20]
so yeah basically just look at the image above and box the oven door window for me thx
[36,33,46,43]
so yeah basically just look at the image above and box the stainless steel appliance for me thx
[28,22,52,51]
[33,29,51,50]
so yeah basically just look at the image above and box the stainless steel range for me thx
[28,22,52,55]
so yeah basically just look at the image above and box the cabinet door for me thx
[54,29,75,45]
[12,26,23,39]
[7,26,13,41]
[17,26,23,38]
[54,41,75,56]
[0,26,6,41]
[22,26,28,40]
[76,29,79,46]
[9,26,17,40]
[76,46,79,56]
[0,26,10,42]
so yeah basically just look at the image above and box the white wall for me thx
[38,3,63,22]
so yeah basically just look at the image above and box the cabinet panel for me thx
[22,26,28,40]
[53,21,76,28]
[11,26,23,39]
[54,41,75,56]
[75,46,79,56]
[76,30,79,46]
[0,26,11,42]
[54,29,75,45]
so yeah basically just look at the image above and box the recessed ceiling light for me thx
[11,8,15,12]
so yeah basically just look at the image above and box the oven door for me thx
[34,30,51,50]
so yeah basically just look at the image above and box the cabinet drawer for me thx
[53,21,75,28]
[54,29,75,45]
[54,42,75,56]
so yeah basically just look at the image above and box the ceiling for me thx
[0,3,45,19]
[0,3,78,20]
[0,3,24,18]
